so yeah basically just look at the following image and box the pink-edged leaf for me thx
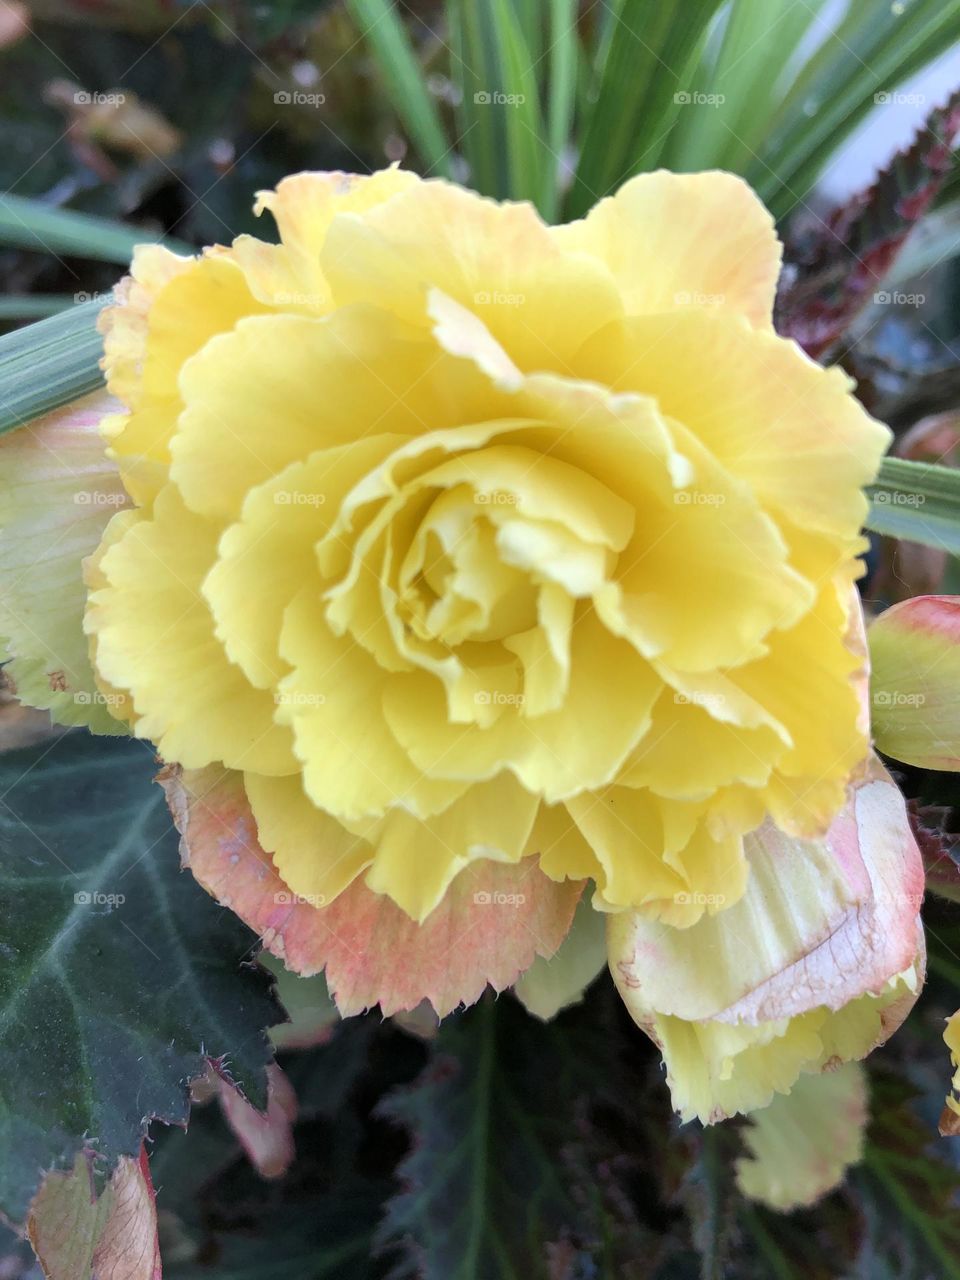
[27,1143,161,1280]
[159,765,584,1018]
[870,595,960,770]
[214,1062,297,1180]
[777,89,960,358]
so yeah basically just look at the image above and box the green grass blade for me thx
[866,457,960,555]
[566,0,725,220]
[0,194,189,263]
[546,0,578,217]
[0,296,75,320]
[664,0,827,175]
[0,297,107,436]
[753,0,960,218]
[344,0,453,178]
[447,0,549,209]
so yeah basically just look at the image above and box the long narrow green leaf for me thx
[664,0,827,174]
[0,296,74,320]
[447,0,549,209]
[566,0,725,220]
[0,193,188,263]
[753,0,960,218]
[866,457,960,555]
[0,297,107,436]
[344,0,453,178]
[546,0,578,218]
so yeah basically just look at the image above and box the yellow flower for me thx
[80,166,888,924]
[608,763,925,1123]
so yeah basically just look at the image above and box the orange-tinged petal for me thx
[161,764,583,1015]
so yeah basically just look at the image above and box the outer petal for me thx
[576,310,890,571]
[735,1063,867,1210]
[0,391,130,732]
[85,486,296,774]
[100,250,269,506]
[513,896,607,1020]
[553,170,781,328]
[869,595,960,770]
[608,763,925,1122]
[160,765,583,1017]
[320,177,623,371]
[231,166,421,309]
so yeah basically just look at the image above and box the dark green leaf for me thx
[0,194,189,263]
[566,0,725,220]
[0,730,281,1223]
[378,995,604,1279]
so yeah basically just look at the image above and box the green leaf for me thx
[0,298,107,437]
[545,0,578,219]
[0,730,281,1224]
[378,995,604,1278]
[344,0,453,179]
[854,1073,960,1280]
[565,0,725,220]
[0,296,74,321]
[0,194,189,263]
[866,457,960,555]
[753,0,960,219]
[447,0,550,210]
[664,0,828,175]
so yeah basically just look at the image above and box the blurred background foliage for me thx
[3,1,960,1276]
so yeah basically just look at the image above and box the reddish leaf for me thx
[908,798,960,903]
[27,1144,161,1280]
[215,1062,298,1180]
[160,766,584,1018]
[777,89,960,358]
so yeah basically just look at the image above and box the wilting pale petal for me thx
[608,764,924,1123]
[735,1063,867,1210]
[0,391,130,732]
[513,896,607,1020]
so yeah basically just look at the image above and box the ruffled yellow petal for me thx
[230,166,421,310]
[362,772,540,921]
[553,170,781,328]
[204,436,402,689]
[86,485,297,773]
[276,587,467,822]
[244,770,374,906]
[576,310,890,577]
[102,252,270,507]
[321,177,623,370]
[382,613,661,803]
